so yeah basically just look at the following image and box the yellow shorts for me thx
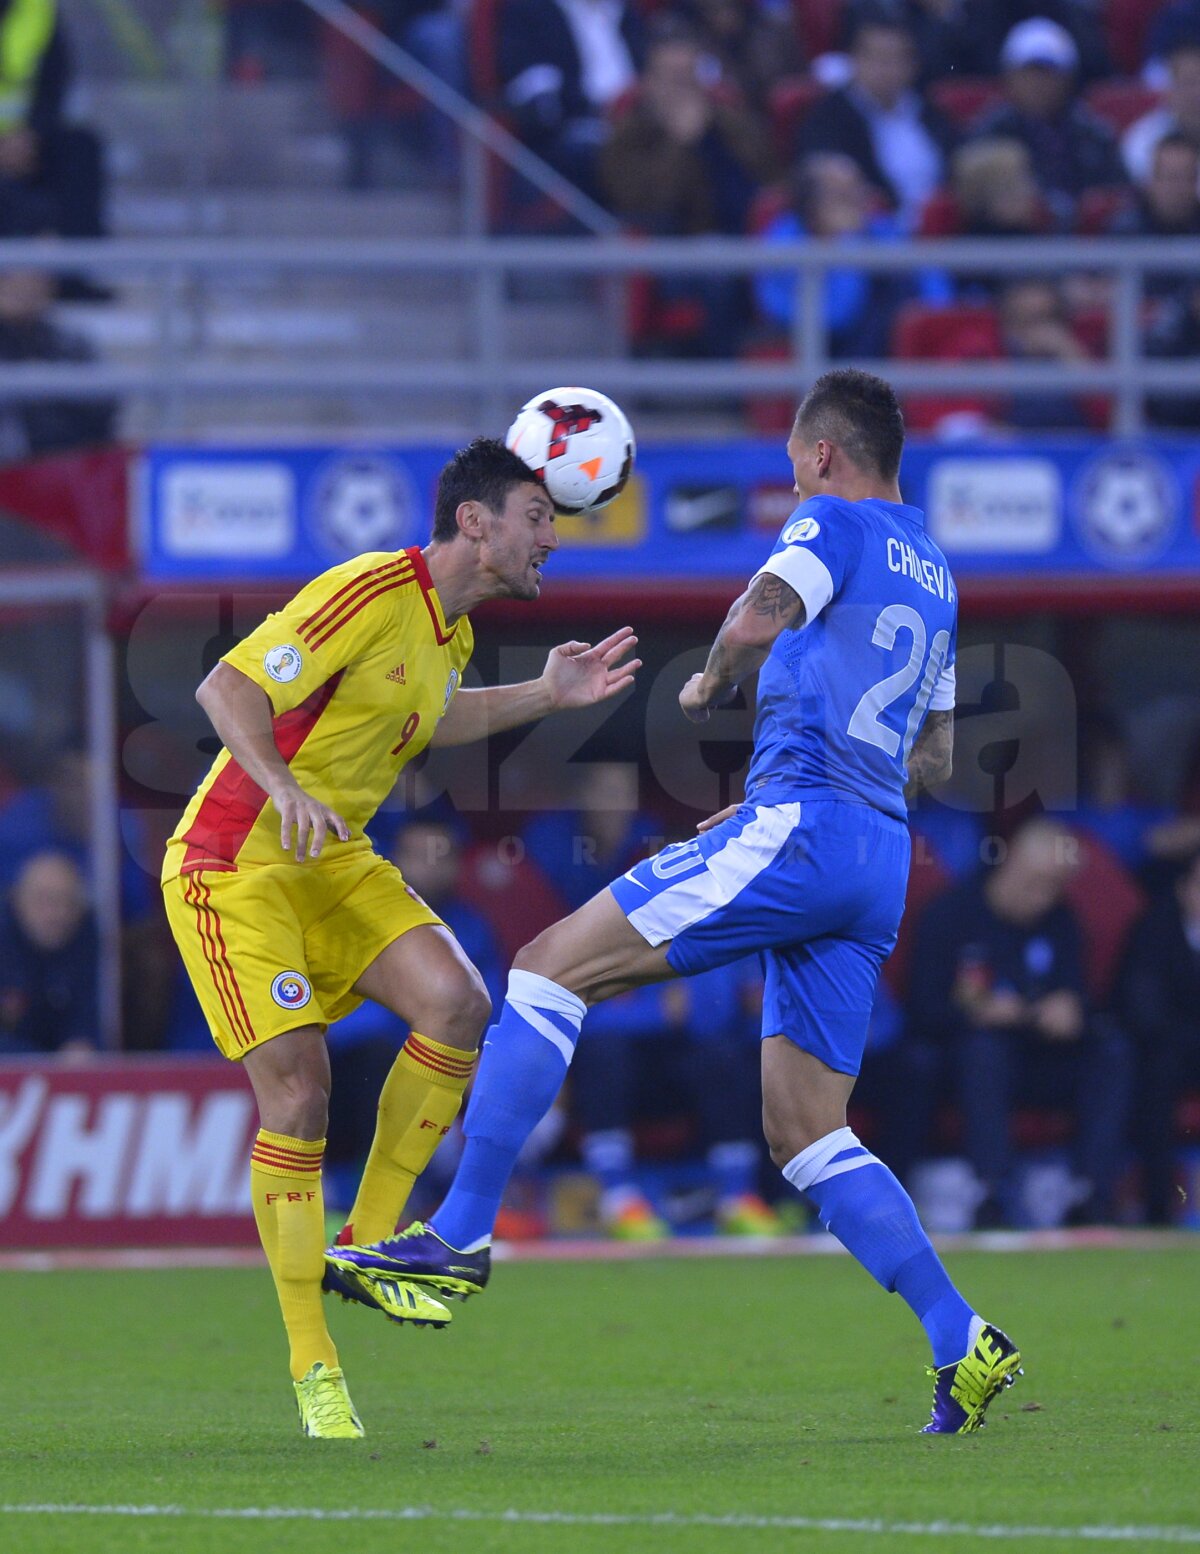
[162,847,443,1061]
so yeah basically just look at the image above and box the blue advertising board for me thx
[139,439,1200,583]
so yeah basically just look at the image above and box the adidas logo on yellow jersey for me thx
[386,663,407,684]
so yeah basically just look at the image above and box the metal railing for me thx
[298,0,618,237]
[8,232,1200,434]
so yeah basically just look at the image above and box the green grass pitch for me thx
[2,1246,1197,1554]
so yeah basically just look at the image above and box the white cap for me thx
[1000,17,1079,73]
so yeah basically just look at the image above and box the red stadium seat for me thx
[741,338,794,436]
[769,75,826,164]
[928,77,1003,130]
[459,843,569,963]
[881,847,951,1003]
[1084,80,1162,134]
[1062,831,1147,1007]
[892,301,1002,362]
[747,183,791,234]
[917,187,964,237]
[791,0,844,62]
[468,0,503,104]
[1106,0,1170,76]
[891,301,1003,432]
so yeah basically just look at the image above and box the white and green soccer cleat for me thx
[294,1361,364,1439]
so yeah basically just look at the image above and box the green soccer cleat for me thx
[294,1361,364,1439]
[322,1256,453,1328]
[922,1322,1023,1434]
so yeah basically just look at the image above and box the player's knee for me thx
[262,1070,330,1140]
[512,925,580,991]
[410,961,491,1049]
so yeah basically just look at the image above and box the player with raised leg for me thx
[332,372,1023,1434]
[163,438,639,1438]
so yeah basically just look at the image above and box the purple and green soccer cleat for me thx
[922,1321,1023,1434]
[327,1220,491,1300]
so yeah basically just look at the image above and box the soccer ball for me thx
[505,387,635,516]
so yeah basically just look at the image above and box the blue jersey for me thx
[745,493,957,822]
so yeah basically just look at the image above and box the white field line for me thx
[0,1228,1193,1274]
[1,1505,1199,1544]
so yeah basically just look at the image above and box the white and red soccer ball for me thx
[506,387,636,516]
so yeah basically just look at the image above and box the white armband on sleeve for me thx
[928,662,956,712]
[753,546,835,625]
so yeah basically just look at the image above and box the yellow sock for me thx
[347,1032,477,1243]
[250,1129,338,1382]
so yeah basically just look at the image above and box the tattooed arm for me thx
[679,572,806,723]
[904,708,954,798]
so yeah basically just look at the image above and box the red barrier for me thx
[0,1057,260,1248]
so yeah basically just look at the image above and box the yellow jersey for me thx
[163,546,473,883]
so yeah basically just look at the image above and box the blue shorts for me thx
[608,798,910,1077]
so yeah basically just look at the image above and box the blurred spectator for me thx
[1144,281,1200,427]
[972,18,1125,222]
[995,276,1094,431]
[907,819,1132,1227]
[0,270,116,461]
[600,22,772,355]
[1112,132,1200,258]
[1147,2,1200,77]
[0,750,150,918]
[342,2,469,180]
[324,817,503,1205]
[838,0,979,84]
[795,14,955,227]
[0,850,96,1055]
[680,0,802,102]
[225,0,317,80]
[600,24,772,236]
[952,137,1050,242]
[523,762,660,913]
[1123,37,1200,184]
[662,959,780,1235]
[1119,852,1200,1224]
[0,0,104,241]
[571,981,678,1239]
[1056,715,1174,872]
[755,152,949,354]
[841,0,1112,84]
[498,0,645,202]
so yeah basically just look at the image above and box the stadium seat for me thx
[768,75,825,164]
[928,77,1003,130]
[1106,0,1170,76]
[740,337,794,436]
[880,846,951,1003]
[1076,185,1133,234]
[891,301,1003,433]
[791,0,844,62]
[458,843,569,963]
[747,183,791,235]
[1084,80,1162,135]
[917,187,964,237]
[1062,830,1147,1007]
[468,0,504,105]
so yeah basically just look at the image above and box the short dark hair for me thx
[792,369,905,480]
[1154,129,1200,164]
[431,436,542,542]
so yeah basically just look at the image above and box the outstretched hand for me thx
[542,626,641,710]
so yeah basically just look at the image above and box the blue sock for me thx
[783,1127,977,1368]
[431,969,586,1251]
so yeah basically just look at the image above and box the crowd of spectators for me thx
[7,720,1200,1235]
[224,0,1200,426]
